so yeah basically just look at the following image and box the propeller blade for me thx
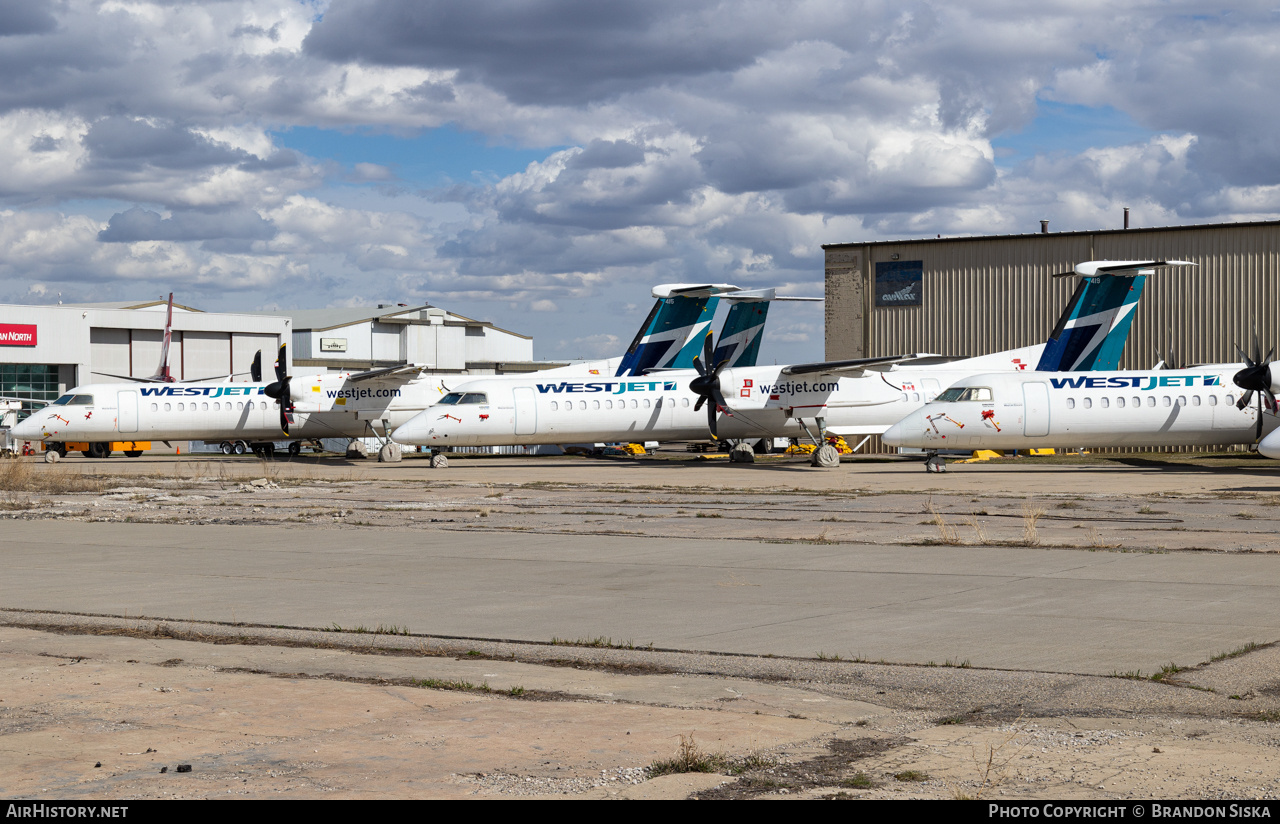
[1237,389,1254,411]
[694,394,706,412]
[692,354,707,378]
[273,343,288,383]
[706,399,718,440]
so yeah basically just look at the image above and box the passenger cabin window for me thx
[1066,398,1075,409]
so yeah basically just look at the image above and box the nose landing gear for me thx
[924,451,947,473]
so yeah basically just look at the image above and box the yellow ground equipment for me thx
[785,435,853,456]
[63,441,151,458]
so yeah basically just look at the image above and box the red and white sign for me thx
[0,324,36,346]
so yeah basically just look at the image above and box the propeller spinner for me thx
[1233,336,1276,441]
[688,334,732,439]
[263,343,295,436]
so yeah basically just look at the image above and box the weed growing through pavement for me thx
[1021,503,1046,546]
[926,497,960,545]
[647,733,729,777]
[949,715,1029,800]
[1210,641,1265,662]
[966,513,989,545]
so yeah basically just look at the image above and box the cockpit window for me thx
[52,394,94,406]
[458,393,487,404]
[936,387,991,402]
[437,392,463,405]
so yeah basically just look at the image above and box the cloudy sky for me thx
[1,1,1275,363]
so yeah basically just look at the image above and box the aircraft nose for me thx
[10,414,42,440]
[392,412,432,445]
[881,409,924,448]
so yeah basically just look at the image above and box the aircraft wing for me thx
[343,363,433,383]
[780,354,919,377]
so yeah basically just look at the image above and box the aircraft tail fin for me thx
[1035,274,1147,372]
[150,292,175,382]
[614,283,740,375]
[712,300,769,367]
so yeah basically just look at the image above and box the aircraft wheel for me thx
[233,441,247,455]
[810,443,840,468]
[729,442,755,463]
[924,453,947,473]
[288,441,301,457]
[88,442,111,459]
[124,450,142,458]
[51,443,67,458]
[44,449,60,464]
[220,441,233,455]
[430,453,448,469]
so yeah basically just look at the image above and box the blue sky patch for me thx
[271,125,565,187]
[992,102,1162,167]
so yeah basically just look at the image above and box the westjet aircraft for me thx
[881,340,1280,471]
[9,284,780,458]
[393,261,1187,465]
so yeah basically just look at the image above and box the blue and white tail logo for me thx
[712,301,769,367]
[1036,274,1147,372]
[615,295,718,376]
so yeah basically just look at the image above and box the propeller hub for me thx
[1234,363,1271,393]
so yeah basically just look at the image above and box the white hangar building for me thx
[0,299,544,419]
[268,304,540,376]
[0,299,287,416]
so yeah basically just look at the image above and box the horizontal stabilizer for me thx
[651,283,741,298]
[1053,260,1196,278]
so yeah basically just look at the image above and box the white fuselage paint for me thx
[10,360,630,446]
[393,346,1047,447]
[881,367,1280,451]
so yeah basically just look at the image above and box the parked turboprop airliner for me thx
[393,261,1188,464]
[881,345,1280,470]
[8,283,785,457]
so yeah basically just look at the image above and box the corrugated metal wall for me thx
[824,221,1280,452]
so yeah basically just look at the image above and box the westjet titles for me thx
[536,381,678,394]
[140,386,264,398]
[1048,375,1222,390]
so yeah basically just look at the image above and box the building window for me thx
[0,363,59,420]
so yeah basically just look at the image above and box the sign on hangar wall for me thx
[875,260,923,307]
[0,324,37,346]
